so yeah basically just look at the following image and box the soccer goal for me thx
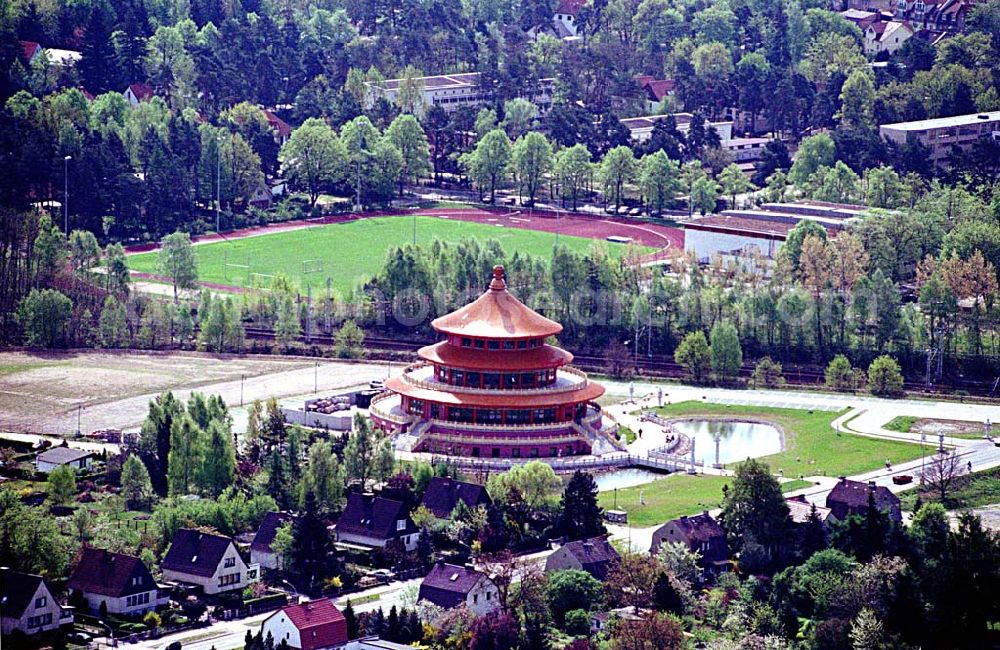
[302,259,325,275]
[224,262,249,282]
[250,272,276,288]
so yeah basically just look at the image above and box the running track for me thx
[124,207,685,258]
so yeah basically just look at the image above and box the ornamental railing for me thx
[397,362,593,396]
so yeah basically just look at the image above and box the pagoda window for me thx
[520,372,536,387]
[483,373,500,389]
[466,371,481,388]
[512,448,521,458]
[502,340,515,350]
[479,409,502,424]
[461,337,472,348]
[450,407,473,423]
[534,408,556,423]
[504,373,519,388]
[487,340,500,350]
[507,410,530,424]
[408,399,425,416]
[474,339,485,349]
[452,370,465,386]
[517,340,527,350]
[430,404,440,419]
[437,367,447,381]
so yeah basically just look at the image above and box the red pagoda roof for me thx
[418,341,572,370]
[431,265,562,339]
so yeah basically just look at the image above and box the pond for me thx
[593,468,667,492]
[671,420,783,466]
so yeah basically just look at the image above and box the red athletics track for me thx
[124,207,685,259]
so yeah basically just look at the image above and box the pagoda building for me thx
[370,265,613,459]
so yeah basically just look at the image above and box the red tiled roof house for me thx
[261,600,348,650]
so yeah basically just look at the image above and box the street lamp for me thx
[63,155,72,237]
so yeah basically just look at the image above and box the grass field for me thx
[652,402,925,478]
[596,474,815,527]
[899,466,1000,511]
[127,215,649,294]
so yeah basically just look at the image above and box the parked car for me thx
[67,631,92,644]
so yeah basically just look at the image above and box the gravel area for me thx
[0,350,386,435]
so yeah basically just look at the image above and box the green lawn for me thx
[127,215,648,294]
[651,401,925,478]
[884,415,918,432]
[899,465,1000,512]
[596,473,816,527]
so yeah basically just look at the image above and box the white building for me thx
[161,529,260,595]
[366,72,555,114]
[260,600,347,650]
[0,569,73,636]
[553,0,586,37]
[35,446,93,473]
[621,113,734,143]
[880,111,1000,164]
[863,20,914,55]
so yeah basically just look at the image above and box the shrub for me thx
[564,609,591,636]
[752,357,785,388]
[868,355,904,397]
[825,354,854,391]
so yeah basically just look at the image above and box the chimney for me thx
[702,510,710,518]
[868,480,876,492]
[839,476,848,484]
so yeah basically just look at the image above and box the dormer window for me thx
[397,519,406,531]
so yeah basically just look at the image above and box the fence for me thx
[428,452,698,474]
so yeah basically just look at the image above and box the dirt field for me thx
[0,351,387,435]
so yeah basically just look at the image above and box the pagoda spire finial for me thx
[489,264,506,291]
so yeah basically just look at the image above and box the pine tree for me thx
[344,600,359,640]
[556,471,606,540]
[291,491,336,594]
[386,606,400,641]
[266,448,290,509]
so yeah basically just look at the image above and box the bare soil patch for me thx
[0,351,384,435]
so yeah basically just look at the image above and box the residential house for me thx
[545,536,620,580]
[161,528,260,595]
[894,0,976,31]
[636,75,676,112]
[251,512,291,571]
[261,600,347,650]
[124,83,155,107]
[786,495,837,529]
[35,446,93,473]
[418,562,499,616]
[825,478,903,522]
[335,494,418,551]
[590,606,641,635]
[553,0,586,37]
[0,569,73,636]
[863,19,914,55]
[18,41,42,66]
[263,109,292,145]
[649,512,729,573]
[419,477,492,519]
[67,547,167,616]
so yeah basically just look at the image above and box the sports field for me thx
[127,215,652,294]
